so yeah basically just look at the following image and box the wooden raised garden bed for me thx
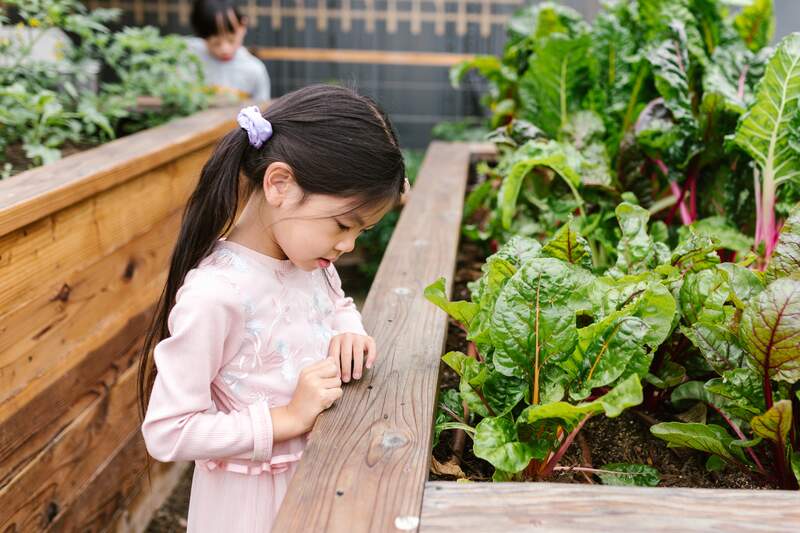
[0,106,243,531]
[274,142,800,533]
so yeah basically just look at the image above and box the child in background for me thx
[139,85,406,532]
[186,0,270,103]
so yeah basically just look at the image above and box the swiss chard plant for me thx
[651,210,800,489]
[427,203,678,483]
[453,0,798,269]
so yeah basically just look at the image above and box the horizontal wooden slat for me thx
[1,361,141,530]
[273,142,494,532]
[47,430,183,533]
[0,105,243,236]
[0,208,181,406]
[0,149,206,320]
[420,481,800,532]
[253,47,475,66]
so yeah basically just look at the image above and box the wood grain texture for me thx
[0,105,243,236]
[273,143,493,532]
[420,481,800,532]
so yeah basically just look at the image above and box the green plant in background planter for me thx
[450,0,800,269]
[0,0,208,174]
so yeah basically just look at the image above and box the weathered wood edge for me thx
[0,103,264,236]
[272,142,494,532]
[420,481,800,532]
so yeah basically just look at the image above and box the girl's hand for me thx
[286,359,343,432]
[327,333,377,383]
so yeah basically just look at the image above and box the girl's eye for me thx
[337,221,350,231]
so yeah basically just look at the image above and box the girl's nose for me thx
[335,237,356,253]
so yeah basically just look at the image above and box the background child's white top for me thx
[185,36,271,102]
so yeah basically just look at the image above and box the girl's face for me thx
[205,11,246,62]
[260,163,395,272]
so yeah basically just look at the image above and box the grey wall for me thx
[89,0,799,149]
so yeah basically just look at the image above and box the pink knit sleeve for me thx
[325,264,368,336]
[141,272,274,464]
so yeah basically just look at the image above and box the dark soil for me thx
[429,238,772,490]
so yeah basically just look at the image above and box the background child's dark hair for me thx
[137,84,405,420]
[190,0,244,39]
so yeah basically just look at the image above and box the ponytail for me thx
[137,128,250,420]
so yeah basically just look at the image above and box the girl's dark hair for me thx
[137,84,405,420]
[190,0,245,39]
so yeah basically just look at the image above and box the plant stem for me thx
[706,403,767,475]
[538,414,593,479]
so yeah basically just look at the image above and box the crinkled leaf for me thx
[609,203,670,278]
[705,368,765,419]
[568,313,651,400]
[739,277,800,383]
[751,399,793,444]
[679,269,730,324]
[491,258,593,379]
[682,322,747,374]
[483,371,527,417]
[473,417,539,473]
[645,360,686,389]
[598,463,661,487]
[718,263,765,309]
[541,220,593,270]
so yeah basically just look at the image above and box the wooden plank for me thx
[253,47,475,66]
[0,208,181,407]
[420,481,800,532]
[0,105,241,236]
[0,149,204,318]
[273,142,492,532]
[0,304,150,485]
[0,361,141,530]
[46,429,183,533]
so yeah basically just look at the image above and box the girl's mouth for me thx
[317,258,331,269]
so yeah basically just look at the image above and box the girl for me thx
[138,85,406,532]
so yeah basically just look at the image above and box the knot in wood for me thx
[381,431,408,450]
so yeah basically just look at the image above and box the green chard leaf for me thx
[598,463,661,487]
[424,278,479,328]
[739,277,800,384]
[650,422,747,463]
[751,399,793,444]
[541,220,593,270]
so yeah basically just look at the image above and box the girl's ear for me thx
[263,162,298,207]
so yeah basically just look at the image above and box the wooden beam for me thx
[273,142,494,532]
[420,481,800,532]
[0,105,243,236]
[252,47,475,67]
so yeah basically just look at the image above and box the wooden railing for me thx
[0,106,241,532]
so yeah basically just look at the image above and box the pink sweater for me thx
[141,239,366,475]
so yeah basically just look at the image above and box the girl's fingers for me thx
[340,335,354,383]
[365,337,377,369]
[352,338,365,380]
[320,376,342,389]
[327,337,342,377]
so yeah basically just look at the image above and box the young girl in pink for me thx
[138,85,406,532]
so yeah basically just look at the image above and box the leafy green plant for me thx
[651,210,800,489]
[427,205,679,482]
[452,0,799,269]
[0,0,208,174]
